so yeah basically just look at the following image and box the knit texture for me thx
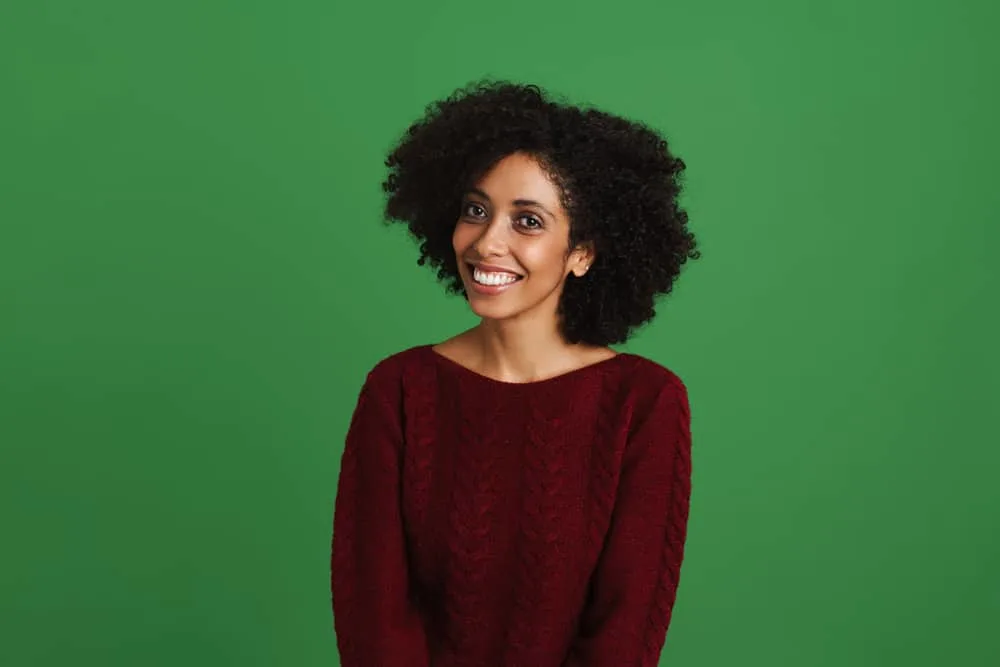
[331,345,692,667]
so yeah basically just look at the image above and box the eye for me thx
[516,214,544,230]
[463,202,487,219]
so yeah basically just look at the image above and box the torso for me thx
[371,344,683,664]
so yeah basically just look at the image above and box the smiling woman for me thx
[331,81,701,667]
[455,153,593,316]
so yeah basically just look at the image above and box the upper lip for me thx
[468,262,523,277]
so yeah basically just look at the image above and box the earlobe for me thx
[572,243,595,277]
[572,258,593,278]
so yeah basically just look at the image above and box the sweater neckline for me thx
[424,344,629,388]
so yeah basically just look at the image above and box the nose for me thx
[472,219,509,258]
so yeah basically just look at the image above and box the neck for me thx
[467,316,583,383]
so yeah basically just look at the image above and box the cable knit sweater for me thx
[331,345,692,667]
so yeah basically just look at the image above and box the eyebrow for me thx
[467,188,556,219]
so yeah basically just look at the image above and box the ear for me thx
[569,241,596,278]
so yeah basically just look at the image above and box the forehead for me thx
[474,153,562,207]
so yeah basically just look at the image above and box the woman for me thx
[331,81,700,667]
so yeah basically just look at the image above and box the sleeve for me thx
[331,369,430,667]
[563,378,693,667]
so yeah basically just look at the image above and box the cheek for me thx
[452,223,470,255]
[521,241,570,278]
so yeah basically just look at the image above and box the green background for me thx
[2,0,997,665]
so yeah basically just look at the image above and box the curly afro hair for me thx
[382,80,700,347]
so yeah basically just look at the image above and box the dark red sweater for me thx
[331,345,692,667]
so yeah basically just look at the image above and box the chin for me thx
[466,296,520,321]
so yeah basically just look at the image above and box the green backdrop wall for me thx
[2,0,997,665]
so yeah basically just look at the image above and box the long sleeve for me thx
[563,379,693,667]
[331,370,430,667]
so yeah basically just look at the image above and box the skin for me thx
[432,152,616,384]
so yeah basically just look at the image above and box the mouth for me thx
[466,263,524,290]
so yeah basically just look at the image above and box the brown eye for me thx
[463,202,487,219]
[517,215,543,230]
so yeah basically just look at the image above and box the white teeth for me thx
[473,267,520,286]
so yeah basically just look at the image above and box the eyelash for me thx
[462,203,543,230]
[464,203,487,218]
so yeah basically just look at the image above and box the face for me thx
[452,152,593,325]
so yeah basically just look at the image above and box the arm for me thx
[331,370,430,667]
[564,379,693,667]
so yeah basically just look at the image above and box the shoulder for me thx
[613,356,692,460]
[619,353,688,401]
[360,345,436,394]
[613,353,691,433]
